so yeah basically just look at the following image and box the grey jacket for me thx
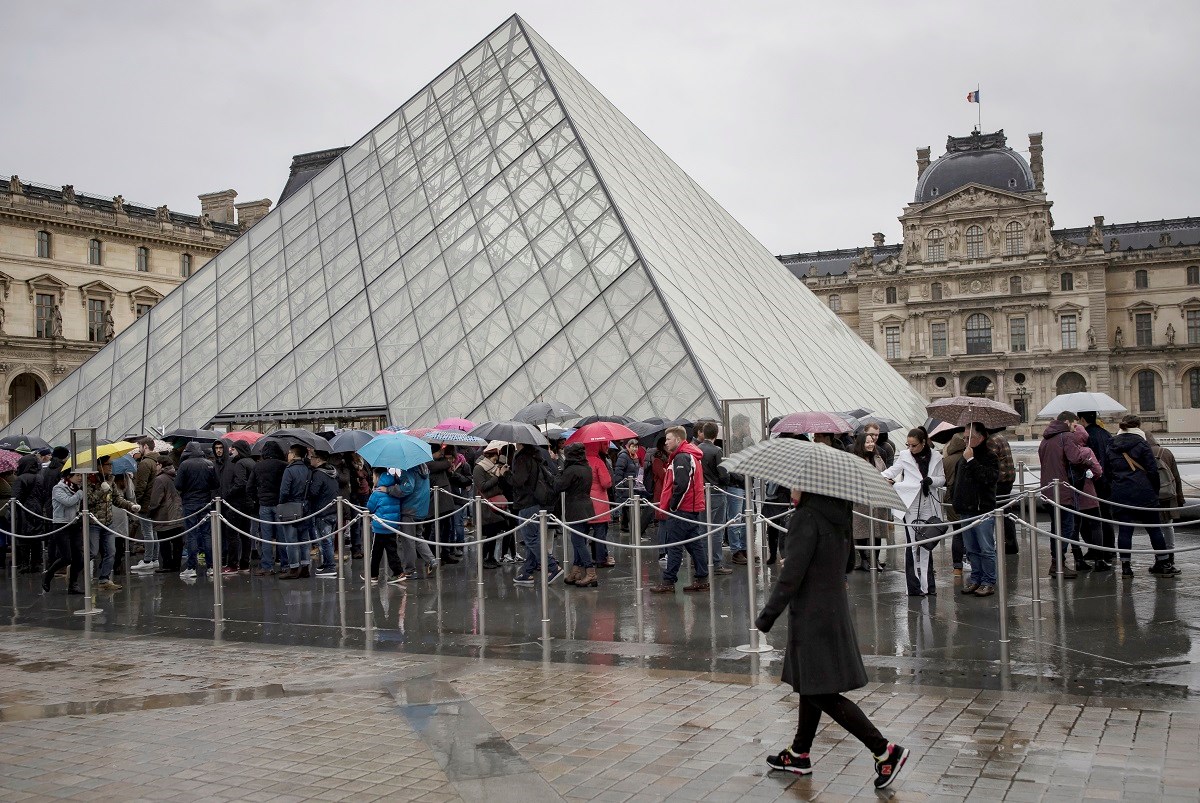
[52,480,83,522]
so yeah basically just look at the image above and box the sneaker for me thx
[961,582,980,595]
[179,568,197,579]
[683,581,710,592]
[766,749,812,775]
[547,566,564,584]
[513,574,535,586]
[874,743,910,789]
[973,584,995,597]
[387,575,406,586]
[132,559,159,572]
[1121,561,1134,577]
[360,574,380,586]
[314,566,338,578]
[649,583,675,593]
[732,551,748,565]
[713,566,733,576]
[96,579,122,591]
[221,566,239,575]
[657,556,667,566]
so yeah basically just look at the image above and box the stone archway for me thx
[1056,371,1087,395]
[8,373,45,422]
[965,375,994,399]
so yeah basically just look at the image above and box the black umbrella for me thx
[545,428,572,441]
[840,408,873,420]
[327,430,375,453]
[512,400,580,426]
[468,420,549,446]
[575,414,634,426]
[164,428,223,442]
[261,428,331,453]
[0,434,50,452]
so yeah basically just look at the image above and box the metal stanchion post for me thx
[9,500,17,590]
[1017,462,1027,539]
[210,502,224,623]
[736,474,771,653]
[336,497,346,606]
[560,491,569,569]
[75,474,101,617]
[474,496,485,589]
[993,509,1009,645]
[631,495,643,599]
[704,484,714,578]
[1052,479,1065,591]
[538,511,550,643]
[1027,484,1042,618]
[432,490,440,561]
[869,514,878,576]
[362,514,373,626]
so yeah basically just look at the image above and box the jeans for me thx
[1048,502,1076,565]
[142,520,159,563]
[725,487,746,553]
[706,492,727,566]
[314,517,335,569]
[1116,509,1168,562]
[257,505,288,570]
[571,521,594,568]
[662,511,708,584]
[961,515,996,587]
[283,520,313,569]
[451,505,467,546]
[183,503,212,573]
[590,523,610,564]
[91,525,116,581]
[518,505,558,577]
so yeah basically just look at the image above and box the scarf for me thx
[912,445,932,480]
[477,455,501,477]
[1123,427,1147,441]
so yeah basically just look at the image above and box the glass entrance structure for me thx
[4,15,927,444]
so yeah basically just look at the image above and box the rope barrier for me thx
[0,517,83,538]
[1040,495,1200,528]
[1008,513,1198,556]
[236,499,340,526]
[368,513,523,547]
[14,499,209,527]
[1061,484,1193,514]
[86,513,211,542]
[550,515,713,550]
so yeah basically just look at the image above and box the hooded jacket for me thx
[88,471,136,525]
[951,436,1000,516]
[33,457,63,518]
[472,454,508,525]
[940,434,967,523]
[147,462,183,528]
[510,445,549,510]
[174,442,219,509]
[660,440,706,514]
[1104,431,1160,509]
[52,478,83,522]
[1068,427,1103,511]
[247,440,288,508]
[12,454,43,534]
[612,449,641,500]
[585,444,613,524]
[226,441,257,513]
[1037,420,1076,504]
[1085,422,1114,496]
[367,473,402,533]
[279,458,314,508]
[554,444,594,525]
[383,465,431,518]
[307,461,340,523]
[134,450,159,506]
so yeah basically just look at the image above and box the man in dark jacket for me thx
[1079,411,1117,558]
[174,441,219,579]
[423,445,457,563]
[221,440,257,574]
[12,454,44,573]
[1037,412,1078,577]
[131,437,163,572]
[512,443,563,586]
[952,423,1001,597]
[1103,415,1172,577]
[695,422,732,575]
[277,445,314,579]
[34,446,68,521]
[650,426,710,593]
[308,451,340,578]
[249,440,289,575]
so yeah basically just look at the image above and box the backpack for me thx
[533,462,554,507]
[1154,452,1177,502]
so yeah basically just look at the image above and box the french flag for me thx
[966,90,980,103]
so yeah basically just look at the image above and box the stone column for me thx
[952,371,962,396]
[995,369,1006,401]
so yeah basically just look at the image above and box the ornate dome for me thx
[914,129,1035,203]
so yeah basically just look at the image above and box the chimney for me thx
[916,147,931,179]
[198,189,237,225]
[235,198,272,230]
[1028,133,1044,191]
[872,232,886,248]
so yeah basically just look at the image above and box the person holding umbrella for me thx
[951,424,1000,597]
[881,427,945,597]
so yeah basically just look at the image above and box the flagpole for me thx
[977,84,981,131]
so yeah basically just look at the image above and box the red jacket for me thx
[658,441,706,514]
[585,444,612,524]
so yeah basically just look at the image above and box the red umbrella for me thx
[221,430,264,444]
[404,427,435,437]
[771,411,853,435]
[566,421,639,445]
[435,417,476,433]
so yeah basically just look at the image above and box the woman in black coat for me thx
[554,443,596,587]
[755,491,909,788]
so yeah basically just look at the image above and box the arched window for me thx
[36,230,51,259]
[1004,221,1024,255]
[885,286,897,304]
[1009,276,1022,295]
[1060,272,1074,291]
[1189,368,1200,408]
[1135,269,1149,289]
[180,253,193,278]
[88,238,102,266]
[828,294,842,312]
[965,225,984,259]
[136,246,149,272]
[1188,265,1200,286]
[1137,370,1157,412]
[930,282,943,301]
[1056,371,1087,395]
[965,313,992,354]
[965,375,993,397]
[926,229,945,262]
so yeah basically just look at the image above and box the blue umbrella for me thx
[110,455,138,476]
[422,430,487,447]
[356,433,433,470]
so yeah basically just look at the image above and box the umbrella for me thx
[840,408,873,420]
[545,427,574,441]
[64,440,138,470]
[435,417,476,433]
[468,420,550,446]
[164,428,223,442]
[722,438,902,509]
[404,426,435,437]
[0,450,19,473]
[928,421,964,445]
[221,430,264,444]
[856,414,905,433]
[422,430,487,447]
[377,425,405,434]
[575,414,634,426]
[110,455,138,476]
[327,430,376,453]
[566,421,639,445]
[926,396,1021,429]
[512,400,580,426]
[261,428,331,454]
[356,433,433,470]
[0,434,50,452]
[772,411,853,435]
[152,439,172,454]
[1037,392,1127,419]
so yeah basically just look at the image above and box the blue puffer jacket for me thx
[367,474,403,534]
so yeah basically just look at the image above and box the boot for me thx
[579,567,598,588]
[563,566,582,586]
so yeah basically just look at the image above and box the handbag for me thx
[909,488,948,547]
[277,468,314,522]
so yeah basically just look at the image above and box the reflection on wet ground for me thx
[3,520,1198,701]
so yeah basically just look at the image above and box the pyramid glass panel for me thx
[5,14,925,444]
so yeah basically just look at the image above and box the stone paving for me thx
[2,627,1200,802]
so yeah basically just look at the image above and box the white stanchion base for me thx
[735,642,773,654]
[73,608,103,616]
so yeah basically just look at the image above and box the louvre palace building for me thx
[781,129,1200,436]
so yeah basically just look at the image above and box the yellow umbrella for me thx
[63,441,138,471]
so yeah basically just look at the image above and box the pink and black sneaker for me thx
[873,743,910,789]
[765,749,812,775]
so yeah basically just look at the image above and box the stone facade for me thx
[781,131,1200,435]
[0,177,257,428]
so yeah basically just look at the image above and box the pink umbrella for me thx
[405,427,435,437]
[566,421,639,445]
[0,449,20,473]
[221,430,264,444]
[771,412,853,435]
[435,417,476,433]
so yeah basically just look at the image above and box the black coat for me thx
[174,442,220,509]
[1104,433,1160,509]
[12,455,44,534]
[33,458,63,519]
[951,441,1000,516]
[554,449,593,525]
[755,494,869,696]
[247,441,288,508]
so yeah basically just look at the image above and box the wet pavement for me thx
[2,518,1199,800]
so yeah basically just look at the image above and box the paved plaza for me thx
[2,520,1200,801]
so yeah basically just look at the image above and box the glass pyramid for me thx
[5,16,926,443]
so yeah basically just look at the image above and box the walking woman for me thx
[42,469,85,595]
[556,443,597,587]
[756,490,909,788]
[850,425,888,571]
[881,426,945,596]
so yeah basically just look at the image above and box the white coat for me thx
[881,447,945,522]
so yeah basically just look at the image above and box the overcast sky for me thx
[4,1,1197,253]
